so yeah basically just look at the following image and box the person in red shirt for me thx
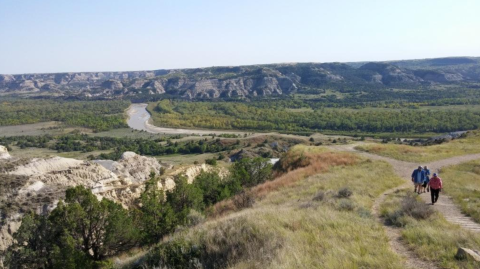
[428,173,443,205]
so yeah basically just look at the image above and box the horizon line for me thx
[3,55,478,76]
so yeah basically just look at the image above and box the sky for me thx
[1,0,479,74]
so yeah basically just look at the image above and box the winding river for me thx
[126,103,246,135]
[126,103,282,165]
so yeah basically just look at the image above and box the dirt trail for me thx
[330,144,480,268]
[423,153,480,232]
[334,143,480,232]
[372,182,438,269]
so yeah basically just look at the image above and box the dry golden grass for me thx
[127,146,408,268]
[356,131,480,162]
[210,147,359,217]
[256,151,359,198]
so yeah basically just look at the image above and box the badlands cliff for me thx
[2,57,479,99]
[0,147,222,252]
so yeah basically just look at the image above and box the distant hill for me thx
[1,57,479,99]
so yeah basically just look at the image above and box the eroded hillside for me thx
[0,146,223,254]
[1,57,479,99]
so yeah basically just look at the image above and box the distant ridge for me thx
[1,57,479,99]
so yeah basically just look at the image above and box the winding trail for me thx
[330,144,480,268]
[372,182,436,269]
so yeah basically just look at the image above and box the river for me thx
[126,104,280,164]
[126,103,247,135]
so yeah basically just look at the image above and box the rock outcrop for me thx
[0,150,168,252]
[0,146,10,160]
[456,247,480,262]
[359,62,420,85]
[0,148,227,253]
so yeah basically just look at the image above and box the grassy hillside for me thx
[123,146,406,268]
[356,130,480,162]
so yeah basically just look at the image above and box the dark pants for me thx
[431,188,440,203]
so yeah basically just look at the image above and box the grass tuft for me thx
[338,187,353,198]
[383,194,434,227]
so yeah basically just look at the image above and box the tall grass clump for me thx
[381,189,480,268]
[139,217,282,269]
[384,194,434,227]
[337,187,353,198]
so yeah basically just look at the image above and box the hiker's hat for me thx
[433,173,437,176]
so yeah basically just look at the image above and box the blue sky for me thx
[1,0,479,74]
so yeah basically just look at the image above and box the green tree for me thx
[6,186,139,268]
[5,211,93,269]
[230,157,273,187]
[166,175,204,225]
[5,213,56,269]
[52,186,139,260]
[193,171,223,207]
[139,174,176,244]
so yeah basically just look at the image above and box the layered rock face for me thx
[0,67,299,98]
[0,147,224,252]
[2,58,478,98]
[0,149,165,252]
[360,62,421,84]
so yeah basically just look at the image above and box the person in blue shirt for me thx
[422,165,431,193]
[411,166,426,194]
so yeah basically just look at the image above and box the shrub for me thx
[337,199,355,211]
[205,158,217,166]
[230,157,272,187]
[186,210,205,227]
[146,238,201,269]
[357,207,372,218]
[312,191,325,201]
[233,191,255,210]
[385,210,409,227]
[385,195,434,227]
[338,187,353,198]
[400,195,434,220]
[193,171,224,207]
[160,167,167,175]
[143,218,281,269]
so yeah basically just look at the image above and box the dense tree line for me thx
[6,158,273,269]
[151,99,480,134]
[0,99,129,132]
[0,133,239,160]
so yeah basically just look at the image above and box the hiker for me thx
[422,165,431,193]
[411,166,425,194]
[429,173,443,205]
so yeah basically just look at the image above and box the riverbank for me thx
[127,103,249,135]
